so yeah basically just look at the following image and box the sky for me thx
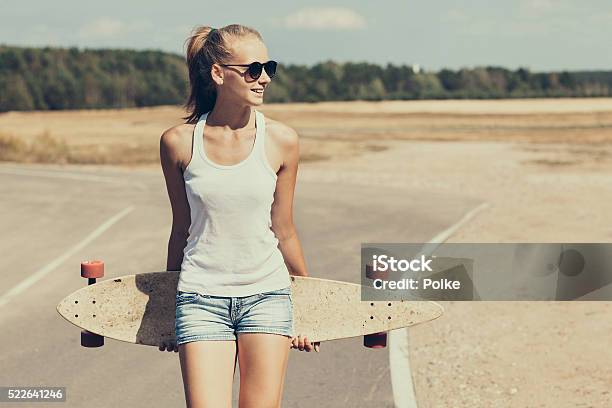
[1,0,611,72]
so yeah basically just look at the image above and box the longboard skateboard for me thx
[57,261,444,348]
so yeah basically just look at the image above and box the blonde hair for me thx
[183,24,263,124]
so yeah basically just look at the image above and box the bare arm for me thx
[160,128,191,272]
[270,125,309,277]
[272,124,320,351]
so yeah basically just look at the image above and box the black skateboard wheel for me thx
[81,330,104,347]
[364,332,387,348]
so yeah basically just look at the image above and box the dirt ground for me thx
[296,136,612,407]
[1,98,611,407]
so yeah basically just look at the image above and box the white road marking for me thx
[389,202,490,408]
[0,167,148,190]
[418,202,491,258]
[389,329,418,408]
[0,167,120,183]
[0,206,134,309]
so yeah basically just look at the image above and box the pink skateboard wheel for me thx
[81,260,104,278]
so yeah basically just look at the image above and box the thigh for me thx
[237,333,291,408]
[236,287,293,408]
[179,340,237,408]
[175,291,238,407]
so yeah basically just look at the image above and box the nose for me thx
[259,70,272,85]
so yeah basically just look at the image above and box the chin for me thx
[250,96,264,106]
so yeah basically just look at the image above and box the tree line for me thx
[1,45,611,112]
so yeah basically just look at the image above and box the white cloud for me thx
[522,0,555,13]
[518,0,578,18]
[79,18,125,39]
[78,18,153,40]
[282,7,367,31]
[441,9,470,23]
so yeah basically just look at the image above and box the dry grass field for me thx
[1,98,612,166]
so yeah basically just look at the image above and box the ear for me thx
[210,63,224,85]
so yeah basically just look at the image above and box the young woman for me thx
[159,24,319,407]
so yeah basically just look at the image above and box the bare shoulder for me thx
[160,123,196,170]
[264,117,299,151]
[160,123,194,146]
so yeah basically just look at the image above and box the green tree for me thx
[0,74,34,110]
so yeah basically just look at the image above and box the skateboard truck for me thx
[80,260,105,348]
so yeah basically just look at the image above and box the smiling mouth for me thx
[251,89,264,95]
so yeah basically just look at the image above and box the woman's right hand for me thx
[290,335,320,352]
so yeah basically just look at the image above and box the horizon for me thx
[0,43,606,75]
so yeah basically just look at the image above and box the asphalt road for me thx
[0,162,481,407]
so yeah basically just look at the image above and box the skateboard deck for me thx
[57,271,443,346]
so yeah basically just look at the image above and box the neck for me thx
[206,100,254,131]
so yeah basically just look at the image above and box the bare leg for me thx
[237,333,292,408]
[178,340,237,408]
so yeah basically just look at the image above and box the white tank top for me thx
[178,109,291,297]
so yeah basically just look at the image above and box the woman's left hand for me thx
[290,335,320,352]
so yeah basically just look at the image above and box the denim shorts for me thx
[175,286,294,345]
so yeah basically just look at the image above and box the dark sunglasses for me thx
[220,60,277,80]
